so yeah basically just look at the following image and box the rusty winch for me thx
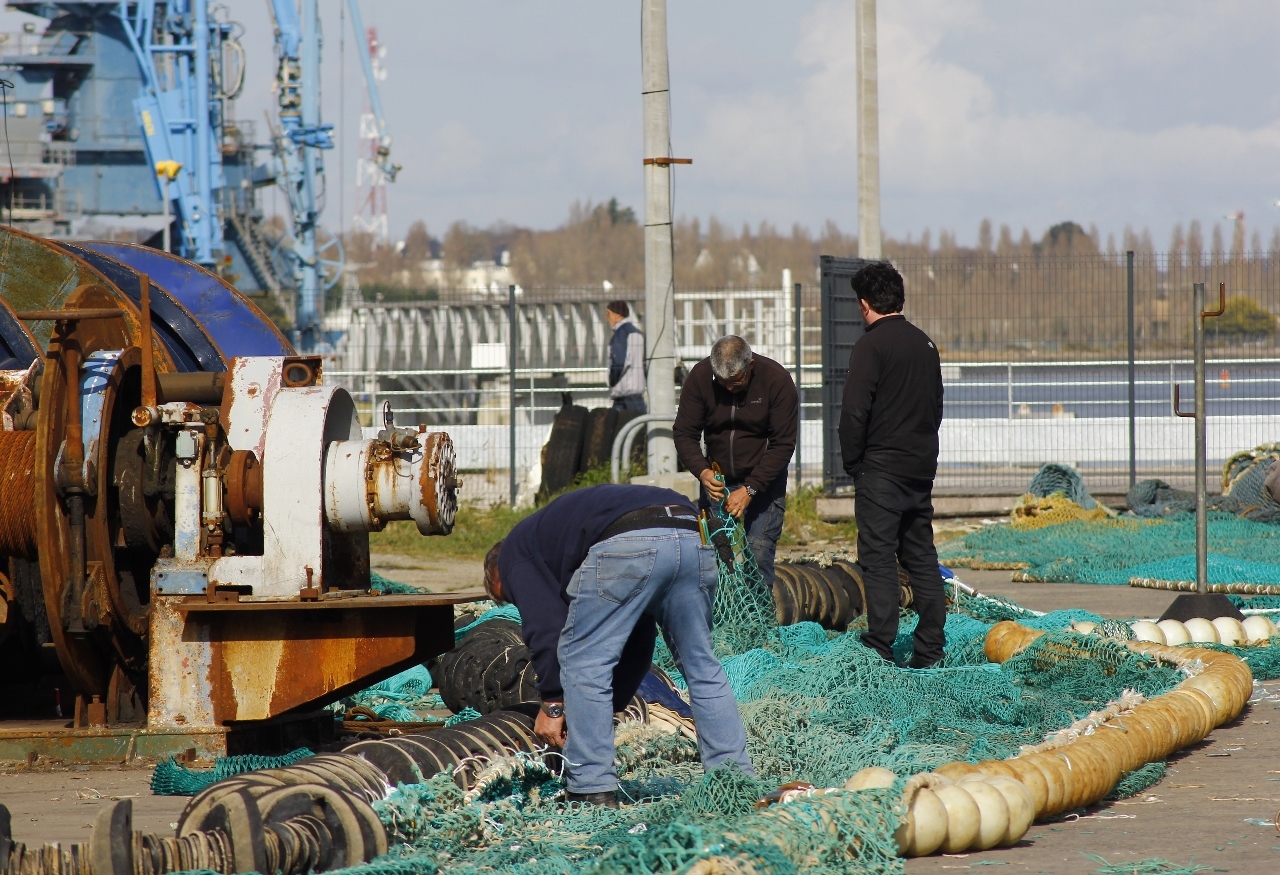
[0,227,466,756]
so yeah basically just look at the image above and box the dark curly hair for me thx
[850,261,904,315]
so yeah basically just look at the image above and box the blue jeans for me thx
[559,529,753,793]
[700,476,787,588]
[612,394,646,413]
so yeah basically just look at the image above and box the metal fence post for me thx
[794,282,803,489]
[508,284,517,507]
[1126,250,1136,487]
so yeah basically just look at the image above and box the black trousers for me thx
[853,470,947,667]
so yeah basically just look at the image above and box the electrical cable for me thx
[0,78,14,226]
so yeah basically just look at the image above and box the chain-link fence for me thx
[325,252,1280,505]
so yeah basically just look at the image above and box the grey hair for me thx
[710,335,753,380]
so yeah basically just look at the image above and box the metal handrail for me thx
[611,414,676,483]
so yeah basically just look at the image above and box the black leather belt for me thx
[599,504,700,542]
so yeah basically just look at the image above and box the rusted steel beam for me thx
[176,589,485,612]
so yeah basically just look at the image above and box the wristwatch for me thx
[540,701,565,719]
[744,485,757,498]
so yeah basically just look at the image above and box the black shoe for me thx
[908,657,940,670]
[566,790,619,808]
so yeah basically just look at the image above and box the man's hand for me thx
[724,486,752,519]
[699,469,727,503]
[535,709,567,747]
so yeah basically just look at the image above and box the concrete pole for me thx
[856,0,882,259]
[641,0,676,475]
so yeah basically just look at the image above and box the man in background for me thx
[838,261,946,669]
[606,300,646,412]
[673,335,797,587]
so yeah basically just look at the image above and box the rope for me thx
[0,430,36,557]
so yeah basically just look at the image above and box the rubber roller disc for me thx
[284,763,370,798]
[187,788,268,875]
[255,783,371,871]
[467,724,515,760]
[809,565,840,627]
[477,716,532,754]
[399,736,451,779]
[802,566,825,623]
[771,567,800,625]
[793,565,827,624]
[491,712,538,747]
[410,734,465,775]
[832,561,866,616]
[178,775,288,834]
[383,737,448,778]
[309,754,390,797]
[821,566,853,630]
[823,563,859,625]
[343,740,424,786]
[431,728,483,765]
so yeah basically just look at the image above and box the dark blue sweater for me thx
[497,484,694,700]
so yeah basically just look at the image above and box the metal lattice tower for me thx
[353,26,390,243]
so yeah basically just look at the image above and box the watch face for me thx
[543,703,564,718]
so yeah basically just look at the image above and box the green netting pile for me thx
[940,512,1280,585]
[151,747,313,796]
[304,507,1248,875]
[1129,443,1280,523]
[228,479,1280,875]
[1027,462,1099,509]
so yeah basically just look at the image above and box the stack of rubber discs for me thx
[537,394,588,501]
[173,754,391,874]
[429,618,538,715]
[773,561,915,630]
[342,704,541,790]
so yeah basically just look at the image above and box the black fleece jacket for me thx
[673,354,798,493]
[838,314,944,482]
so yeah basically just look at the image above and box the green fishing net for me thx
[304,505,1256,875]
[940,513,1280,585]
[150,748,314,796]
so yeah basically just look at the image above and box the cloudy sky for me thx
[8,1,1280,247]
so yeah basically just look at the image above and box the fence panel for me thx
[327,252,1280,505]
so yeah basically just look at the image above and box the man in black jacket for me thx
[483,484,752,807]
[838,261,947,669]
[673,336,798,587]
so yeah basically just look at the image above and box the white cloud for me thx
[677,0,1280,242]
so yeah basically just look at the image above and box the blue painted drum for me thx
[79,242,294,359]
[64,244,223,373]
[0,300,41,371]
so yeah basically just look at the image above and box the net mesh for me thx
[226,474,1280,875]
[940,513,1280,585]
[150,748,314,796]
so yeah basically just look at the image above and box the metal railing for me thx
[326,252,1280,503]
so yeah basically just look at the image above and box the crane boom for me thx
[347,0,400,184]
[266,0,338,349]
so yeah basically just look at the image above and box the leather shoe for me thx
[565,790,619,808]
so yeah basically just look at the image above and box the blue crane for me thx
[117,0,228,267]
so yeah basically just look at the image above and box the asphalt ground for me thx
[1,568,1277,873]
[907,569,1280,875]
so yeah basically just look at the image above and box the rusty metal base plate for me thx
[0,721,226,764]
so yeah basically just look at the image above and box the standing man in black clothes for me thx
[673,336,797,588]
[838,261,947,669]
